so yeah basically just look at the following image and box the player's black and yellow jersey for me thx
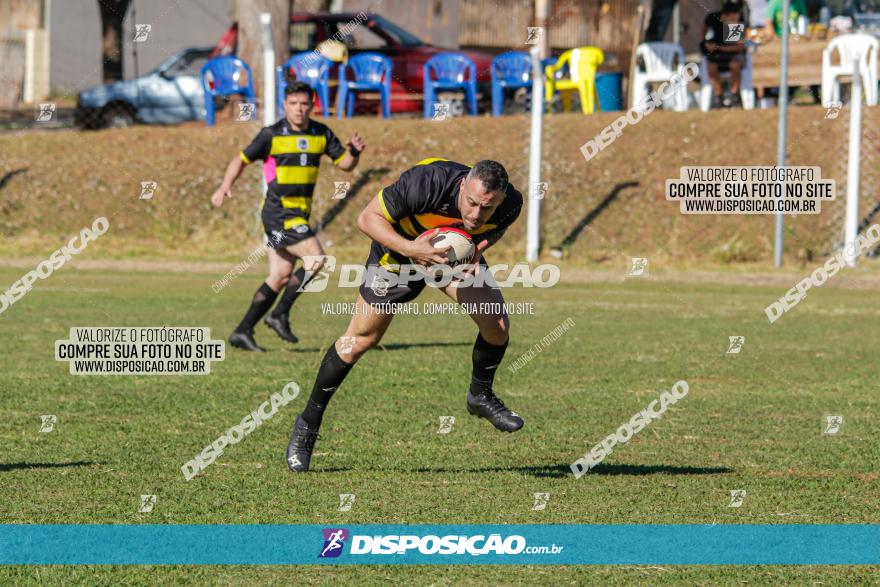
[241,118,346,238]
[358,158,522,305]
[373,158,523,268]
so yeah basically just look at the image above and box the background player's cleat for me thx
[467,392,524,432]
[287,414,320,472]
[229,330,265,352]
[264,314,299,343]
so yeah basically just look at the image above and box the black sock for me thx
[301,344,354,429]
[235,282,279,333]
[272,267,307,318]
[470,333,508,396]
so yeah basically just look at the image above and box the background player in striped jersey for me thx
[210,82,365,351]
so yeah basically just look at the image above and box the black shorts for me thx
[701,44,745,72]
[359,242,425,307]
[261,207,315,249]
[358,241,488,308]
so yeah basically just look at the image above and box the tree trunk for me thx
[98,0,132,83]
[234,0,292,105]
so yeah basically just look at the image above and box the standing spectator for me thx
[766,0,821,104]
[646,0,679,42]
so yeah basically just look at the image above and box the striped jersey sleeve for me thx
[240,128,272,164]
[324,127,346,163]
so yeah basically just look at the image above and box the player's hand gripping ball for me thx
[415,227,476,278]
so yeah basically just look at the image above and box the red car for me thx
[290,13,495,114]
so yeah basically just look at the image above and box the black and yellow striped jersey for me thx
[240,118,346,228]
[373,158,522,267]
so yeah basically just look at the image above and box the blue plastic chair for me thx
[337,53,393,119]
[490,51,532,116]
[423,53,478,118]
[200,56,255,127]
[277,52,333,117]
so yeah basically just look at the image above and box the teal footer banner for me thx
[1,525,877,565]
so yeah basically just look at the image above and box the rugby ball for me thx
[416,226,476,267]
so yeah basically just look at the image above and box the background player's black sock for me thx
[271,267,307,318]
[470,333,508,396]
[301,344,354,429]
[235,282,279,333]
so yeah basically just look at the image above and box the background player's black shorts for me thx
[262,207,315,249]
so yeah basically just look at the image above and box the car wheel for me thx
[101,105,136,128]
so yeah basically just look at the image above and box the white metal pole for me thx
[537,0,550,60]
[526,45,544,262]
[44,0,51,103]
[774,0,790,268]
[259,12,276,127]
[844,59,862,267]
[673,2,680,45]
[259,13,275,234]
[24,29,35,103]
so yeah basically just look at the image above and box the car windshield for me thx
[153,50,212,77]
[368,15,423,47]
[154,52,187,74]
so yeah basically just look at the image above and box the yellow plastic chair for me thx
[544,47,604,114]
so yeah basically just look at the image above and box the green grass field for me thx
[1,259,878,584]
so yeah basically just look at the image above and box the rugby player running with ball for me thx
[286,158,524,472]
[210,81,365,351]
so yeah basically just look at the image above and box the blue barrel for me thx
[595,72,623,112]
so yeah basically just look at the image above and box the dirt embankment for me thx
[1,107,875,267]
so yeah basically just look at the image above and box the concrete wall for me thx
[49,0,233,95]
[49,0,101,95]
[121,0,233,76]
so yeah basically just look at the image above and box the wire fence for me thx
[821,103,880,258]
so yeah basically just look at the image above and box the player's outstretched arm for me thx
[210,155,246,208]
[336,132,366,172]
[356,197,449,266]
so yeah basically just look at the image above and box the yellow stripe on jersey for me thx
[378,252,400,273]
[280,196,312,214]
[377,190,394,222]
[240,151,252,165]
[270,135,326,155]
[416,157,450,166]
[283,216,310,230]
[276,166,320,185]
[399,216,419,237]
[333,152,347,166]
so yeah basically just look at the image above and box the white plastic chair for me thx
[631,42,689,112]
[821,33,879,107]
[698,52,755,111]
